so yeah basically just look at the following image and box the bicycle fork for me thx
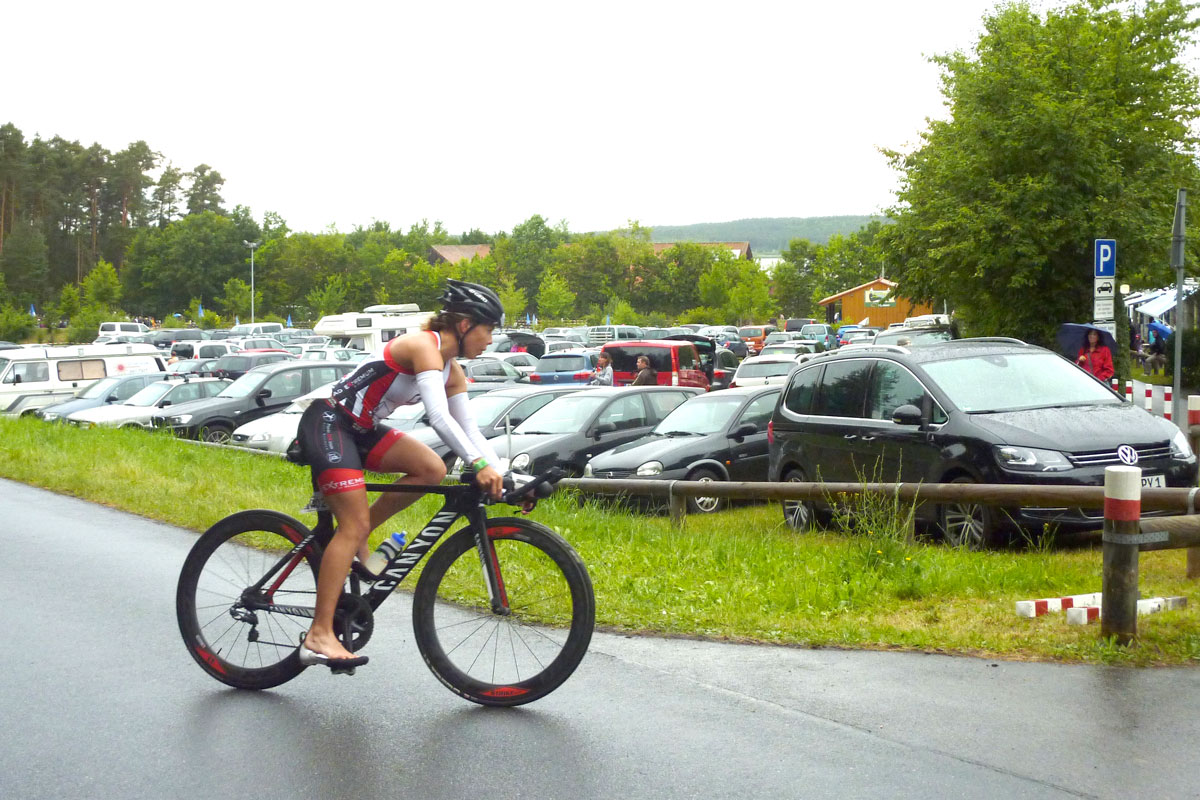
[469,507,511,616]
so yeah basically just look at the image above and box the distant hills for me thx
[648,215,884,254]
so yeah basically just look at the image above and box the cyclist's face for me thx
[460,321,494,357]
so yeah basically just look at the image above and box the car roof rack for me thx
[835,343,912,355]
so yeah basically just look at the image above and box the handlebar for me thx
[460,467,563,506]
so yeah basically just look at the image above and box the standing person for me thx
[295,279,505,670]
[631,354,657,386]
[1076,328,1114,382]
[590,352,613,386]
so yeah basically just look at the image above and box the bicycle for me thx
[176,469,595,707]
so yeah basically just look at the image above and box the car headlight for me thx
[636,460,664,476]
[583,463,594,477]
[168,414,193,425]
[247,432,269,443]
[1170,428,1194,460]
[512,453,532,473]
[994,445,1072,472]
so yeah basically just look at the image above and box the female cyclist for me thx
[296,280,505,669]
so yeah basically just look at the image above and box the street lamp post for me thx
[244,240,260,323]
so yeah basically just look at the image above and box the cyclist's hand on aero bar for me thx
[477,464,504,499]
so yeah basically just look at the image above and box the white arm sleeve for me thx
[448,391,501,467]
[415,370,486,465]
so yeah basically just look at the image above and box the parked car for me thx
[67,376,230,429]
[585,386,781,512]
[98,321,151,337]
[149,328,204,353]
[709,348,742,391]
[170,340,239,361]
[799,323,838,350]
[475,351,540,376]
[841,328,878,346]
[708,330,749,359]
[153,360,354,442]
[601,340,709,390]
[784,317,819,332]
[461,358,526,384]
[768,339,1198,547]
[738,325,778,354]
[227,337,288,352]
[586,325,643,346]
[167,358,221,376]
[210,350,296,380]
[0,343,166,417]
[34,372,165,422]
[730,354,800,388]
[301,347,369,362]
[759,341,821,359]
[530,351,602,385]
[762,331,807,347]
[485,332,547,358]
[484,386,702,476]
[872,324,958,348]
[403,385,591,468]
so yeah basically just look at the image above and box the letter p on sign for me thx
[1095,239,1117,278]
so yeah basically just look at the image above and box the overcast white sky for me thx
[9,1,1017,236]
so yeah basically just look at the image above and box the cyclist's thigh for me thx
[367,430,446,478]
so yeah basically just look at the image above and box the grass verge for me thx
[3,416,1198,666]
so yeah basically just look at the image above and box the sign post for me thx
[1170,190,1186,424]
[1093,239,1117,340]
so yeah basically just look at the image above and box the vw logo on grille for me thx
[1117,445,1139,465]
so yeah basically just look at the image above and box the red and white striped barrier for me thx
[1165,387,1173,421]
[1145,386,1153,412]
[1066,596,1187,625]
[1015,592,1102,618]
[1189,395,1200,426]
[1125,382,1133,403]
[1111,377,1119,392]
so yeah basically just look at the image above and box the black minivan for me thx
[768,339,1197,548]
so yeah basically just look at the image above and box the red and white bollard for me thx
[1111,377,1119,392]
[1145,386,1153,412]
[1189,395,1200,426]
[1165,387,1173,421]
[1102,464,1142,645]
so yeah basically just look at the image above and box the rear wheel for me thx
[782,468,817,530]
[201,423,232,444]
[939,477,1001,550]
[176,511,319,690]
[687,468,726,514]
[412,517,594,706]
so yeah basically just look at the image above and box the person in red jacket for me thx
[1077,329,1114,382]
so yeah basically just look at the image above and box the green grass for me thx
[3,416,1199,666]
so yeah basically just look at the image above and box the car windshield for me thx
[469,393,518,426]
[922,352,1121,412]
[125,382,174,406]
[80,377,123,399]
[218,372,267,398]
[799,325,825,337]
[537,355,588,372]
[738,361,795,378]
[654,396,742,436]
[739,327,764,337]
[514,394,607,434]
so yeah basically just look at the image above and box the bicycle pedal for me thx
[301,492,330,513]
[331,666,356,676]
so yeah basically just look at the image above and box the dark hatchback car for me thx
[487,386,703,477]
[153,360,354,442]
[529,351,601,385]
[405,385,590,468]
[769,339,1197,548]
[585,385,781,513]
[211,350,296,380]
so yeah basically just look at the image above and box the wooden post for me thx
[1102,465,1142,645]
[667,481,686,528]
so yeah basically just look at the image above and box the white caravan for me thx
[313,304,433,353]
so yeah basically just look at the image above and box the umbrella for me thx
[1055,323,1117,359]
[1148,320,1172,344]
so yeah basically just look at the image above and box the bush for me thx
[0,306,35,342]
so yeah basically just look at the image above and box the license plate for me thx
[1141,474,1165,488]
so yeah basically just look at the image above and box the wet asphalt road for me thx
[3,478,1199,800]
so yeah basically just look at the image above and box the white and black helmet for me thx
[439,279,505,327]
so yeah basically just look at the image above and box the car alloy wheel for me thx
[202,424,233,444]
[782,468,816,530]
[940,477,998,550]
[686,468,725,514]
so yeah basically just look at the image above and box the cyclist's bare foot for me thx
[302,629,360,662]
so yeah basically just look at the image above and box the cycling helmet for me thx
[439,279,505,327]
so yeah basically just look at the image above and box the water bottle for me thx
[364,532,407,576]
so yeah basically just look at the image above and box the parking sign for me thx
[1094,239,1116,277]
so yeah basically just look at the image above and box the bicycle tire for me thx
[176,510,321,690]
[412,516,594,707]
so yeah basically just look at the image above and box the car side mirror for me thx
[106,395,119,403]
[730,423,758,439]
[11,374,20,385]
[891,404,922,425]
[593,422,617,438]
[159,400,172,408]
[256,388,273,401]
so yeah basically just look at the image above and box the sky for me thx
[7,0,1020,236]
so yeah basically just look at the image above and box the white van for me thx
[228,322,284,337]
[0,344,166,416]
[313,304,433,353]
[98,321,151,337]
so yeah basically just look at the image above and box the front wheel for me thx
[176,510,320,690]
[687,468,726,514]
[201,423,232,444]
[939,476,1002,550]
[412,517,594,706]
